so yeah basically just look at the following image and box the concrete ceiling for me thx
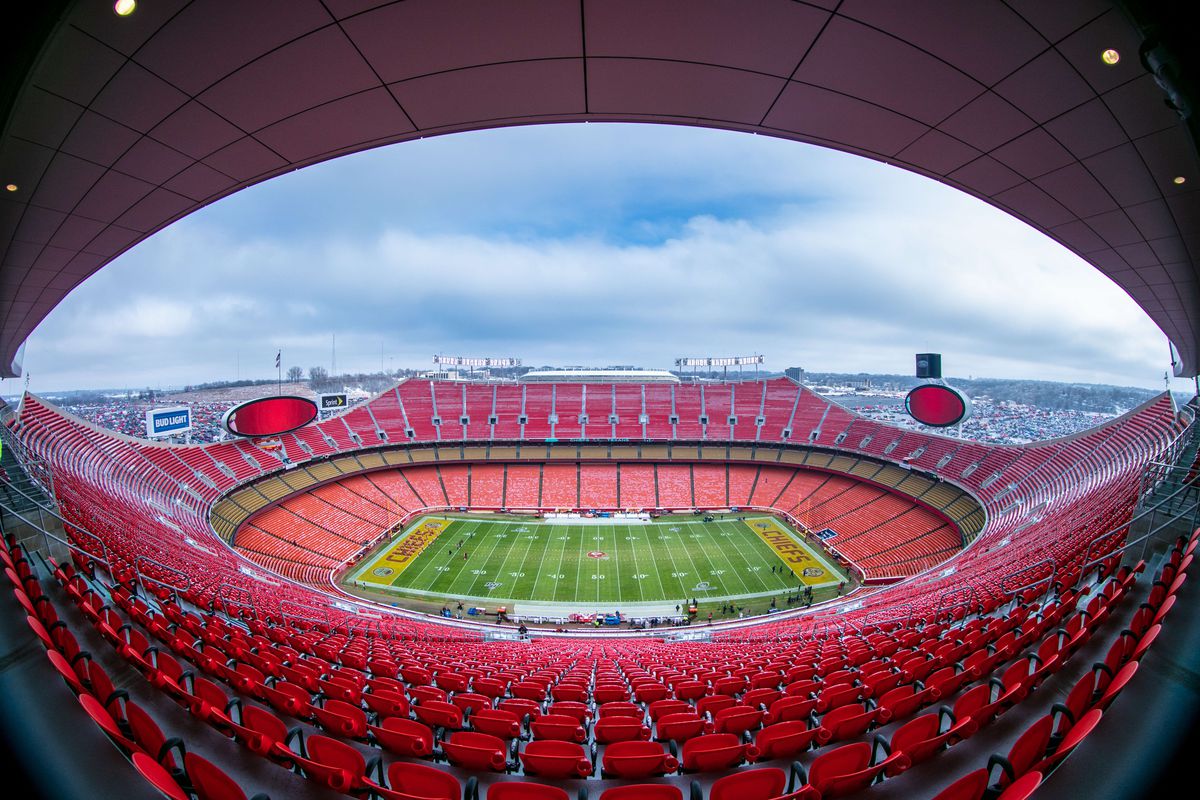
[2,0,1198,376]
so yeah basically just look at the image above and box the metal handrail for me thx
[0,468,114,564]
[280,598,332,627]
[134,555,192,593]
[0,495,113,570]
[999,557,1056,598]
[861,604,913,630]
[934,584,980,613]
[214,582,256,617]
[997,436,1200,600]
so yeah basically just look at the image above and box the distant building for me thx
[785,367,805,383]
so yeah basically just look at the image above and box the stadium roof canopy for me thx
[519,368,680,383]
[2,1,1200,377]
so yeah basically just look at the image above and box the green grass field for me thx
[344,514,845,607]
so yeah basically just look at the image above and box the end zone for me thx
[744,517,842,588]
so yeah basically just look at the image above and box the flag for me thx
[275,350,281,369]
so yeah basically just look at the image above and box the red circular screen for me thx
[905,384,968,427]
[223,396,318,437]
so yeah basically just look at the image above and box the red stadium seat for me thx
[472,708,522,740]
[369,716,435,758]
[311,697,368,739]
[816,703,882,745]
[488,782,570,800]
[601,741,678,779]
[532,714,587,743]
[290,733,371,795]
[500,698,542,722]
[364,688,410,719]
[765,695,818,726]
[599,702,645,719]
[185,751,269,800]
[655,712,708,743]
[807,740,907,798]
[452,692,493,716]
[931,769,989,800]
[125,701,186,774]
[442,731,509,772]
[595,716,651,743]
[997,772,1043,800]
[680,733,754,773]
[599,785,683,800]
[131,752,188,800]
[987,715,1053,791]
[549,701,592,723]
[373,761,463,800]
[260,680,315,720]
[753,719,820,761]
[79,693,139,753]
[520,740,594,778]
[705,768,791,800]
[1034,709,1103,772]
[886,709,970,770]
[416,700,465,731]
[712,705,764,736]
[226,701,295,763]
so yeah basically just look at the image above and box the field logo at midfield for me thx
[744,518,829,586]
[359,517,453,586]
[587,551,608,559]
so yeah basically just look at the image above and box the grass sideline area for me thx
[343,513,846,609]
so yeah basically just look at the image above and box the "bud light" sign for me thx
[145,406,192,438]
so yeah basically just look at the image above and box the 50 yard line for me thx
[496,518,543,599]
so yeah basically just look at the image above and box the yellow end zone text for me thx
[357,517,452,586]
[744,518,832,586]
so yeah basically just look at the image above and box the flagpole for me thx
[277,350,282,396]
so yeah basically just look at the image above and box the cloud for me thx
[13,123,1180,394]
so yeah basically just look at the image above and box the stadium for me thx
[1,3,1199,800]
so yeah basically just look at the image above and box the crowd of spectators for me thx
[57,399,232,443]
[853,397,1117,444]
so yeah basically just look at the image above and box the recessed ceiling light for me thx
[114,0,136,16]
[4,184,16,192]
[1101,49,1120,65]
[1174,176,1187,185]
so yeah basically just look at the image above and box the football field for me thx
[344,514,845,606]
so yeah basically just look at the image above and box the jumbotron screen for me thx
[222,396,318,437]
[905,384,971,427]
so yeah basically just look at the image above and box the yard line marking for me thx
[460,518,508,597]
[527,520,555,598]
[548,522,570,602]
[702,520,754,595]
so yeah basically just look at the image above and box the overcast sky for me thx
[5,122,1188,395]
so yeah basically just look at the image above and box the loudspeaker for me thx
[915,353,942,379]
